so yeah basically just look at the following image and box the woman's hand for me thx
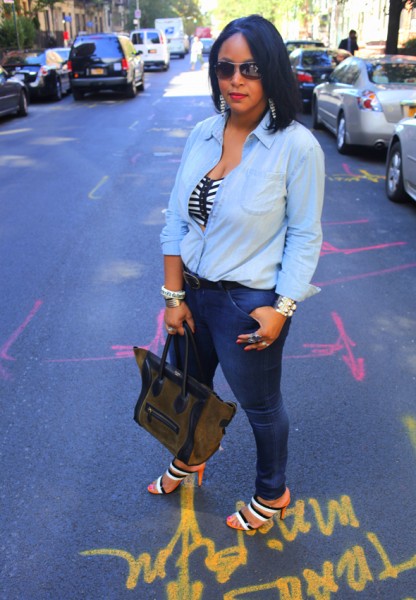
[164,302,195,336]
[236,306,287,351]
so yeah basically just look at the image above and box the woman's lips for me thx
[229,93,247,100]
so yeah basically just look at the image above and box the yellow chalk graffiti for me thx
[308,496,360,536]
[80,415,416,598]
[81,481,248,595]
[327,170,384,183]
[403,416,416,454]
[367,532,416,581]
[336,545,373,591]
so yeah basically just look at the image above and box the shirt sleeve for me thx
[160,123,201,255]
[275,141,325,301]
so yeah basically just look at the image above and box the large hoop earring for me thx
[220,94,226,115]
[268,98,277,121]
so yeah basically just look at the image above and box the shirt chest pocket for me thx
[238,169,287,215]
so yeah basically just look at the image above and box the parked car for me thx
[200,37,215,55]
[289,47,351,111]
[0,65,29,118]
[69,33,145,100]
[312,55,416,153]
[1,49,71,101]
[285,39,325,54]
[385,114,416,203]
[51,47,71,63]
[130,28,170,71]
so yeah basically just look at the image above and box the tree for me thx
[386,0,416,53]
[139,0,202,29]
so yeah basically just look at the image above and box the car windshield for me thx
[368,62,416,84]
[302,51,333,66]
[71,37,122,58]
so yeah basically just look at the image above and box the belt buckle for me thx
[183,271,201,289]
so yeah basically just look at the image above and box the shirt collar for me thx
[206,111,275,148]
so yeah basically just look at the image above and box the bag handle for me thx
[157,323,205,397]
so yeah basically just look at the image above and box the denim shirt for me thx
[160,112,325,301]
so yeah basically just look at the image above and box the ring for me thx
[167,326,176,332]
[261,341,268,347]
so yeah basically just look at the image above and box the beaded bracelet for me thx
[161,285,186,300]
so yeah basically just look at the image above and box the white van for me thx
[130,28,170,70]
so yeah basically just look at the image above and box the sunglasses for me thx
[215,61,262,81]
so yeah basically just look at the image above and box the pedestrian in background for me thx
[339,29,359,55]
[190,36,204,70]
[150,14,325,532]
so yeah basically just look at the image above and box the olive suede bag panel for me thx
[133,323,237,466]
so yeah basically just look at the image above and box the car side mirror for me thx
[136,50,143,55]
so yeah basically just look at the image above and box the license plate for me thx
[90,68,105,75]
[148,49,157,54]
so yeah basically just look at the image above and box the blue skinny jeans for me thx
[172,284,291,500]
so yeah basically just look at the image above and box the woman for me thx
[190,36,204,70]
[149,15,325,531]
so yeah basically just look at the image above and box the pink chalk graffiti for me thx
[0,300,43,380]
[285,311,365,381]
[46,309,166,363]
[314,262,416,288]
[320,240,406,257]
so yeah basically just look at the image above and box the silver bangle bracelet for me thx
[161,285,186,300]
[165,297,183,308]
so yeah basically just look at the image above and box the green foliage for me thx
[214,0,304,32]
[139,0,202,29]
[0,15,37,49]
[404,37,416,49]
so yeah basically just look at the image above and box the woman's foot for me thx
[226,488,290,530]
[147,459,206,495]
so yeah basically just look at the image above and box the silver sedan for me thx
[385,115,416,203]
[312,55,416,153]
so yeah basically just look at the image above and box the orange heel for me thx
[148,460,206,495]
[226,488,291,531]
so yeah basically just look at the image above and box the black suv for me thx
[69,33,145,100]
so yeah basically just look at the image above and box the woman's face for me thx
[216,33,267,122]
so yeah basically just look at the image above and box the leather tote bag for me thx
[133,323,237,466]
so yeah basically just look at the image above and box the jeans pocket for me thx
[225,288,277,321]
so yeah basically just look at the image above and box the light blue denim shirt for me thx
[160,111,325,301]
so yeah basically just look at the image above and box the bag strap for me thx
[157,323,206,396]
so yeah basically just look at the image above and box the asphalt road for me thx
[1,57,415,600]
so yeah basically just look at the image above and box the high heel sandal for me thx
[147,461,206,495]
[226,488,290,531]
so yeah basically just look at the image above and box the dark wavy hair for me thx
[208,15,301,132]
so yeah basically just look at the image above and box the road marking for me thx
[88,176,109,200]
[129,120,140,130]
[0,128,31,136]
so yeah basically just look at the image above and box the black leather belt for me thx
[183,270,247,291]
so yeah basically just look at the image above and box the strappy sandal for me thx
[226,488,290,530]
[147,461,206,495]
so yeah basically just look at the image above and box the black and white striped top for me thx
[189,176,223,227]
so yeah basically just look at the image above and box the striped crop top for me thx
[189,176,223,227]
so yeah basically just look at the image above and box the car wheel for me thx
[385,141,409,203]
[126,79,137,98]
[53,78,62,101]
[311,98,322,129]
[336,112,350,154]
[137,75,145,92]
[72,89,84,101]
[17,90,29,117]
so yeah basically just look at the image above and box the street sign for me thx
[134,9,141,18]
[3,0,15,4]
